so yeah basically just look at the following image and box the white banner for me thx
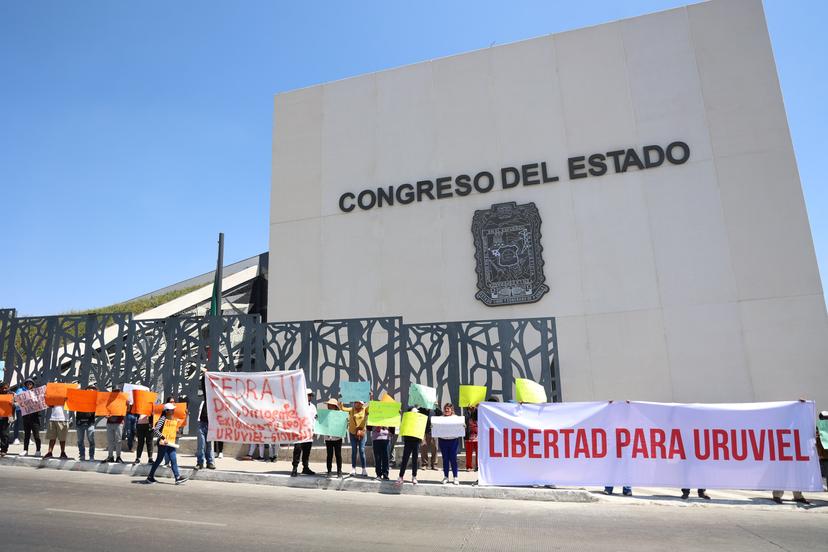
[479,401,822,491]
[431,415,465,439]
[205,370,314,444]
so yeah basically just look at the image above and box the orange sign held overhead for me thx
[66,389,98,413]
[95,392,128,417]
[152,402,188,424]
[131,390,158,415]
[0,394,13,417]
[45,382,80,407]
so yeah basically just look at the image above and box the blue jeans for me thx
[124,414,137,449]
[148,445,180,480]
[604,486,631,495]
[76,422,95,460]
[350,432,366,469]
[439,438,460,478]
[196,421,214,465]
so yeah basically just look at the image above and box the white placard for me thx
[122,383,149,404]
[431,415,465,439]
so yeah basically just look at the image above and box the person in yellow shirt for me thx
[341,399,369,477]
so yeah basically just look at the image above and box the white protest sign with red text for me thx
[205,370,314,444]
[16,386,48,416]
[479,401,821,491]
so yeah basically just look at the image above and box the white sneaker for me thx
[453,479,460,486]
[412,478,418,485]
[218,452,224,458]
[12,439,20,445]
[395,477,403,486]
[22,450,28,456]
[350,469,356,476]
[441,477,448,485]
[361,468,368,477]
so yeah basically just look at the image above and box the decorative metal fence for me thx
[0,310,560,429]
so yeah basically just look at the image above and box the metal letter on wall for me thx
[472,201,549,306]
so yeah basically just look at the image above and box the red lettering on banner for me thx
[669,429,686,459]
[793,429,809,461]
[632,429,649,458]
[651,429,666,458]
[712,429,729,460]
[512,428,527,458]
[560,428,574,457]
[212,398,226,413]
[246,379,258,400]
[731,429,748,461]
[261,379,275,403]
[694,429,710,460]
[574,429,589,458]
[544,429,559,458]
[616,428,630,458]
[776,429,793,461]
[749,429,766,460]
[592,429,607,458]
[768,428,776,461]
[528,429,542,458]
[488,427,502,457]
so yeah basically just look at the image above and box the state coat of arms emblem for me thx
[471,202,549,306]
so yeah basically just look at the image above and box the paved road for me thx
[1,466,825,551]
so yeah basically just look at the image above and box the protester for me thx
[395,407,422,486]
[771,490,809,505]
[0,383,10,457]
[21,378,41,457]
[438,403,461,485]
[244,443,267,461]
[388,425,397,469]
[124,410,138,452]
[681,488,711,500]
[142,402,188,485]
[291,389,317,477]
[818,411,828,487]
[464,404,478,471]
[371,424,390,480]
[44,402,69,459]
[12,384,24,445]
[418,403,440,470]
[104,390,125,463]
[214,440,224,459]
[341,398,369,477]
[75,384,96,461]
[604,486,632,496]
[324,399,343,478]
[195,369,216,470]
[133,405,152,464]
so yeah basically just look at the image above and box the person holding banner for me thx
[437,403,462,485]
[195,370,216,471]
[104,390,125,464]
[0,383,10,457]
[75,384,97,462]
[370,424,390,480]
[291,389,317,477]
[143,402,188,485]
[44,403,69,459]
[341,398,369,477]
[323,399,344,478]
[464,405,478,471]
[417,404,440,470]
[134,408,153,464]
[681,488,711,500]
[21,379,42,457]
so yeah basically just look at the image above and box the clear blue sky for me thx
[1,1,825,315]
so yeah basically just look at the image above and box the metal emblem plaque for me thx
[472,201,549,306]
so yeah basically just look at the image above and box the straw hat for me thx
[326,398,339,407]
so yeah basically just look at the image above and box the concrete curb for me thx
[0,456,597,503]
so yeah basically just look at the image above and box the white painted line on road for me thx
[45,508,226,527]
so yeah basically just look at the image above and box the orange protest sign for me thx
[131,390,157,415]
[95,392,128,417]
[162,420,179,444]
[0,394,13,417]
[66,389,98,413]
[45,382,80,407]
[152,402,187,424]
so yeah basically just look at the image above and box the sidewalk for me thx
[2,440,826,510]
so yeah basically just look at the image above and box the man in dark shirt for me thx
[75,384,97,461]
[195,369,216,470]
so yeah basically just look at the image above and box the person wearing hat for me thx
[142,402,188,485]
[323,398,343,478]
[75,384,97,461]
[21,378,42,457]
[291,389,317,477]
[341,397,370,477]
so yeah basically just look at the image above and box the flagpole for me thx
[210,233,224,316]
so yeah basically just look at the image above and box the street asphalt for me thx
[1,465,826,551]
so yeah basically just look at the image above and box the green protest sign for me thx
[314,409,349,439]
[409,382,437,409]
[367,400,401,427]
[818,420,828,448]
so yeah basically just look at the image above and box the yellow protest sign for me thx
[367,400,401,427]
[459,385,487,407]
[400,412,427,439]
[515,378,547,404]
[162,420,179,444]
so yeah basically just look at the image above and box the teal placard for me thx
[340,381,370,404]
[314,409,349,439]
[818,420,828,448]
[409,382,437,409]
